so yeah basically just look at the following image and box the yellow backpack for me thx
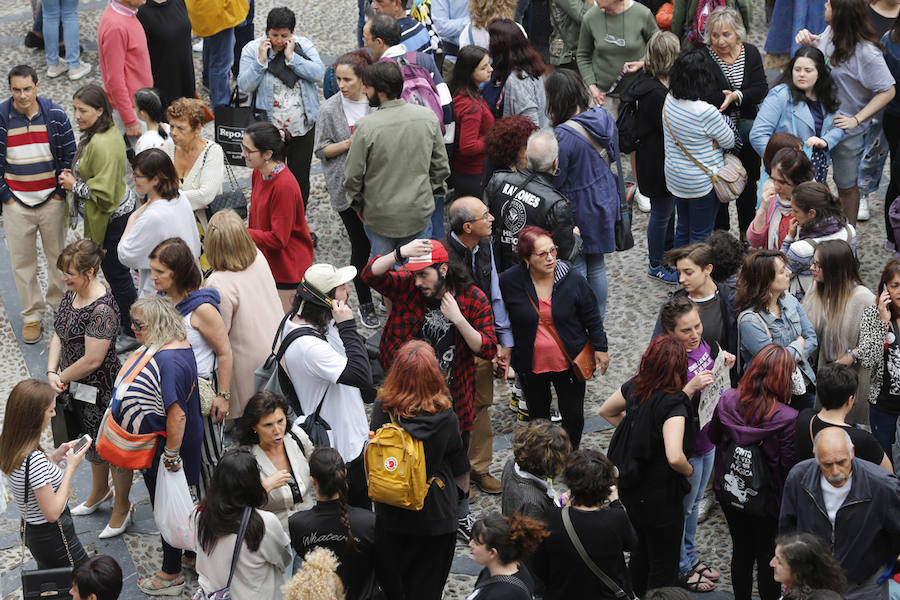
[365,414,442,510]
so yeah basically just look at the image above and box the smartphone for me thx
[72,434,92,454]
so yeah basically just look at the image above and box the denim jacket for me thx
[237,36,324,125]
[749,83,844,161]
[738,292,818,382]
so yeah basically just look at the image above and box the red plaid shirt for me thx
[362,258,497,432]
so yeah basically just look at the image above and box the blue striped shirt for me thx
[663,96,735,198]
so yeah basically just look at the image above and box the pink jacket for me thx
[97,4,152,128]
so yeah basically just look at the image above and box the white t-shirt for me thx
[820,473,852,524]
[341,97,370,130]
[281,320,369,462]
[134,123,171,155]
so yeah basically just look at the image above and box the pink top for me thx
[532,297,570,374]
[97,4,153,128]
[746,181,791,250]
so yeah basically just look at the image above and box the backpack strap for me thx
[735,309,772,374]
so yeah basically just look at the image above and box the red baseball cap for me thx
[404,241,449,272]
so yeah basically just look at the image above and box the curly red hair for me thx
[379,340,452,417]
[484,115,538,169]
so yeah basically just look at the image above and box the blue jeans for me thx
[572,252,608,322]
[869,404,899,458]
[357,0,367,47]
[859,112,889,195]
[202,27,235,108]
[43,0,80,67]
[674,190,719,248]
[648,194,676,267]
[364,223,433,259]
[431,196,445,240]
[680,448,715,576]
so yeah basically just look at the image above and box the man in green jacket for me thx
[344,60,449,258]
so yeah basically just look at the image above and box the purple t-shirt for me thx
[687,340,715,456]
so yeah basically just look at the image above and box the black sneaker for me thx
[358,302,380,329]
[24,31,44,49]
[457,513,475,543]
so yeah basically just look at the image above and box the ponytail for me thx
[308,448,358,552]
[134,87,168,140]
[791,181,847,228]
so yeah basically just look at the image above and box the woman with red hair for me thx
[368,340,470,600]
[708,343,799,600]
[599,335,709,596]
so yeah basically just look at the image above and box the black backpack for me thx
[616,96,640,154]
[717,440,771,516]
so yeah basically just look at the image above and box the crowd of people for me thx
[6,0,900,598]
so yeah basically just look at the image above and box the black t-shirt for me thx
[468,565,536,599]
[869,5,895,38]
[794,409,886,467]
[878,324,900,413]
[419,305,457,379]
[696,293,723,356]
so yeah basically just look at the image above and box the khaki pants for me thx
[468,356,494,474]
[3,197,66,322]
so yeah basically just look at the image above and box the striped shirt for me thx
[5,107,56,207]
[6,451,64,524]
[663,95,736,198]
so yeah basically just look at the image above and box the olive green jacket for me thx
[77,126,128,243]
[549,0,593,66]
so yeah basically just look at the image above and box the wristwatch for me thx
[218,391,232,402]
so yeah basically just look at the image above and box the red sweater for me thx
[451,93,494,175]
[248,166,314,285]
[97,4,153,128]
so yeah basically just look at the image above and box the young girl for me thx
[468,512,547,599]
[781,182,856,297]
[134,88,171,155]
[802,239,874,424]
[747,147,816,250]
[448,45,495,198]
[749,47,843,183]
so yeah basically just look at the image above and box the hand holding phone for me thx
[72,434,92,454]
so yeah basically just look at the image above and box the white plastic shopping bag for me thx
[153,462,196,551]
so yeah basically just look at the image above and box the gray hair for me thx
[448,202,477,235]
[525,129,559,173]
[131,295,186,348]
[703,6,745,45]
[812,427,854,460]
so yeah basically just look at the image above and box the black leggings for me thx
[721,505,781,600]
[102,211,137,334]
[284,127,316,208]
[375,528,456,600]
[520,369,586,448]
[338,208,373,305]
[883,112,900,246]
[620,492,683,597]
[24,507,89,569]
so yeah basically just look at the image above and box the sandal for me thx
[693,560,721,581]
[679,571,715,593]
[137,573,185,596]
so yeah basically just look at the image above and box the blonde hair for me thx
[644,31,681,79]
[469,0,516,30]
[205,209,257,272]
[703,6,745,45]
[283,547,345,600]
[0,379,55,474]
[131,296,185,347]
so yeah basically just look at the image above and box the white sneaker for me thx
[635,187,651,212]
[858,196,871,221]
[68,62,91,81]
[46,63,68,78]
[192,39,203,53]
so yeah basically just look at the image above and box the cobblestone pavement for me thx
[0,0,894,598]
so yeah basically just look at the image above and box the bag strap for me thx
[808,413,816,448]
[563,120,608,164]
[561,506,629,599]
[477,573,531,596]
[735,309,772,374]
[224,506,252,590]
[663,113,716,179]
[288,429,308,459]
[20,453,74,568]
[526,292,574,366]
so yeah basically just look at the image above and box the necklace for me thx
[603,2,627,47]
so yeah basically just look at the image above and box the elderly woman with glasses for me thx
[109,295,203,596]
[499,226,609,449]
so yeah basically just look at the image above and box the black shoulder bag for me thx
[561,506,637,600]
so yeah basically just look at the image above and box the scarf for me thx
[797,215,844,241]
[767,196,794,250]
[266,50,301,88]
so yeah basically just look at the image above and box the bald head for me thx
[448,196,494,242]
[526,129,559,173]
[814,427,854,487]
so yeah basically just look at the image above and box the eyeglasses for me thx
[59,270,80,279]
[603,34,626,47]
[466,211,492,223]
[532,246,559,259]
[132,173,149,180]
[811,260,820,269]
[130,318,146,331]
[240,143,261,154]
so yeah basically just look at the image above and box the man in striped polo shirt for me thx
[1,64,76,344]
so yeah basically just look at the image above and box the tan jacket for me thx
[249,427,315,532]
